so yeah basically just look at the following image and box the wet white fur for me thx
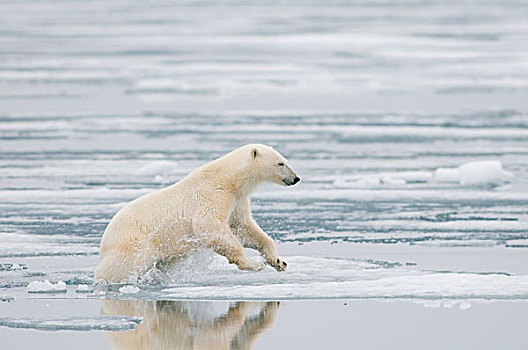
[95,144,297,283]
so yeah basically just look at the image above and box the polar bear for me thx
[95,144,300,283]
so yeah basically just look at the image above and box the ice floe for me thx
[161,270,528,300]
[92,255,528,301]
[27,280,67,293]
[435,160,514,186]
[458,161,514,186]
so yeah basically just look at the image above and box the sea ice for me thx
[27,280,67,293]
[0,315,142,331]
[76,284,93,293]
[0,263,27,271]
[135,160,178,176]
[434,168,460,183]
[0,232,98,258]
[435,160,513,186]
[435,161,513,186]
[458,161,513,186]
[336,161,512,188]
[380,171,433,183]
[119,285,140,294]
[140,256,528,301]
[1,296,15,303]
[334,174,407,188]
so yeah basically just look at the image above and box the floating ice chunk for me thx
[119,285,140,294]
[434,168,460,183]
[434,161,513,186]
[135,160,178,176]
[76,284,93,293]
[27,280,66,293]
[0,315,142,331]
[458,161,513,186]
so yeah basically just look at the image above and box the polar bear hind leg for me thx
[95,252,141,284]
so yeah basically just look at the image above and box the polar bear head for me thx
[247,144,300,187]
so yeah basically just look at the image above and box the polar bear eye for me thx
[278,162,284,166]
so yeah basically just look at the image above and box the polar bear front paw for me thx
[269,258,287,272]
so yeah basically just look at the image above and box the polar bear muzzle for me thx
[284,176,300,186]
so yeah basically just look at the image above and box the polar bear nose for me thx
[293,176,300,184]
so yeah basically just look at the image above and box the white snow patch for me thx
[27,280,67,293]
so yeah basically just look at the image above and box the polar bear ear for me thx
[251,148,259,160]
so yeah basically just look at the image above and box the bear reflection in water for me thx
[101,299,279,349]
